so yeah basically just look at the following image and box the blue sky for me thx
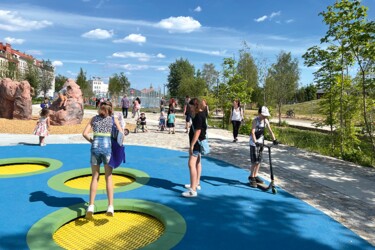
[0,0,374,91]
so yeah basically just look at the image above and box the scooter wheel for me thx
[272,187,277,194]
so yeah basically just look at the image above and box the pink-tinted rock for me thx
[0,78,32,120]
[49,79,84,125]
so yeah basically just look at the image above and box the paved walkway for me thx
[1,108,374,246]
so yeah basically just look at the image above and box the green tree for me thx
[237,42,259,106]
[220,57,251,128]
[108,72,131,105]
[265,51,299,125]
[305,0,375,160]
[295,84,317,103]
[6,61,20,80]
[201,63,219,92]
[55,74,68,91]
[76,68,89,97]
[39,69,54,97]
[24,60,40,96]
[167,58,195,98]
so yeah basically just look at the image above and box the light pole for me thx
[163,83,167,97]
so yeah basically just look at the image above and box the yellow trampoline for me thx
[0,158,62,178]
[0,163,46,175]
[54,211,164,250]
[64,174,134,190]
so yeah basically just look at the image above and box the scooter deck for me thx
[257,183,271,191]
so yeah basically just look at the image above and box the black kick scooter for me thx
[257,143,278,194]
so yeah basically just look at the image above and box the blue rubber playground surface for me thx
[0,144,374,250]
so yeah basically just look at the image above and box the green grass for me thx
[281,99,323,120]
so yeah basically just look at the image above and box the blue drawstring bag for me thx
[109,117,125,168]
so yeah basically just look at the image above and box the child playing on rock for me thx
[167,109,176,134]
[33,108,50,146]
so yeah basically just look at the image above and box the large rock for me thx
[0,78,32,120]
[49,79,84,125]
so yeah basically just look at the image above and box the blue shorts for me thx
[91,136,111,166]
[192,150,201,157]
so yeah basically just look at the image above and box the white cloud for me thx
[112,51,151,61]
[4,37,24,44]
[194,6,202,12]
[52,60,63,67]
[156,44,227,57]
[255,11,281,22]
[113,33,146,43]
[121,64,149,70]
[26,50,42,56]
[254,15,268,22]
[270,11,281,19]
[156,16,201,33]
[286,19,294,24]
[156,53,166,58]
[0,10,52,31]
[112,51,165,61]
[67,70,77,77]
[155,66,168,71]
[82,28,113,39]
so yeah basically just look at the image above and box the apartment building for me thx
[0,42,55,97]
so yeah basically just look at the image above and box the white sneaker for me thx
[184,184,201,190]
[86,204,95,219]
[182,188,197,198]
[106,205,114,217]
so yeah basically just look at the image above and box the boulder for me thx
[0,78,32,120]
[49,79,84,125]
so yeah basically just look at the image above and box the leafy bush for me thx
[263,126,374,167]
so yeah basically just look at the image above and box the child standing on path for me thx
[167,109,176,134]
[33,108,50,146]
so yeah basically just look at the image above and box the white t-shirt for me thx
[231,107,242,121]
[249,116,266,146]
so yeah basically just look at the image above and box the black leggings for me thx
[232,120,241,139]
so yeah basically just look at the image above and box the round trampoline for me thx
[27,199,187,250]
[0,158,62,178]
[48,168,149,194]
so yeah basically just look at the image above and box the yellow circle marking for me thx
[64,174,134,190]
[53,211,165,250]
[0,163,47,175]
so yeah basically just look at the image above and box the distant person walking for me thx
[229,99,244,142]
[160,96,166,112]
[82,101,124,218]
[248,106,278,188]
[132,98,141,119]
[121,95,130,118]
[33,108,50,146]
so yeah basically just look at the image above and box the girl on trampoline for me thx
[82,101,124,218]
